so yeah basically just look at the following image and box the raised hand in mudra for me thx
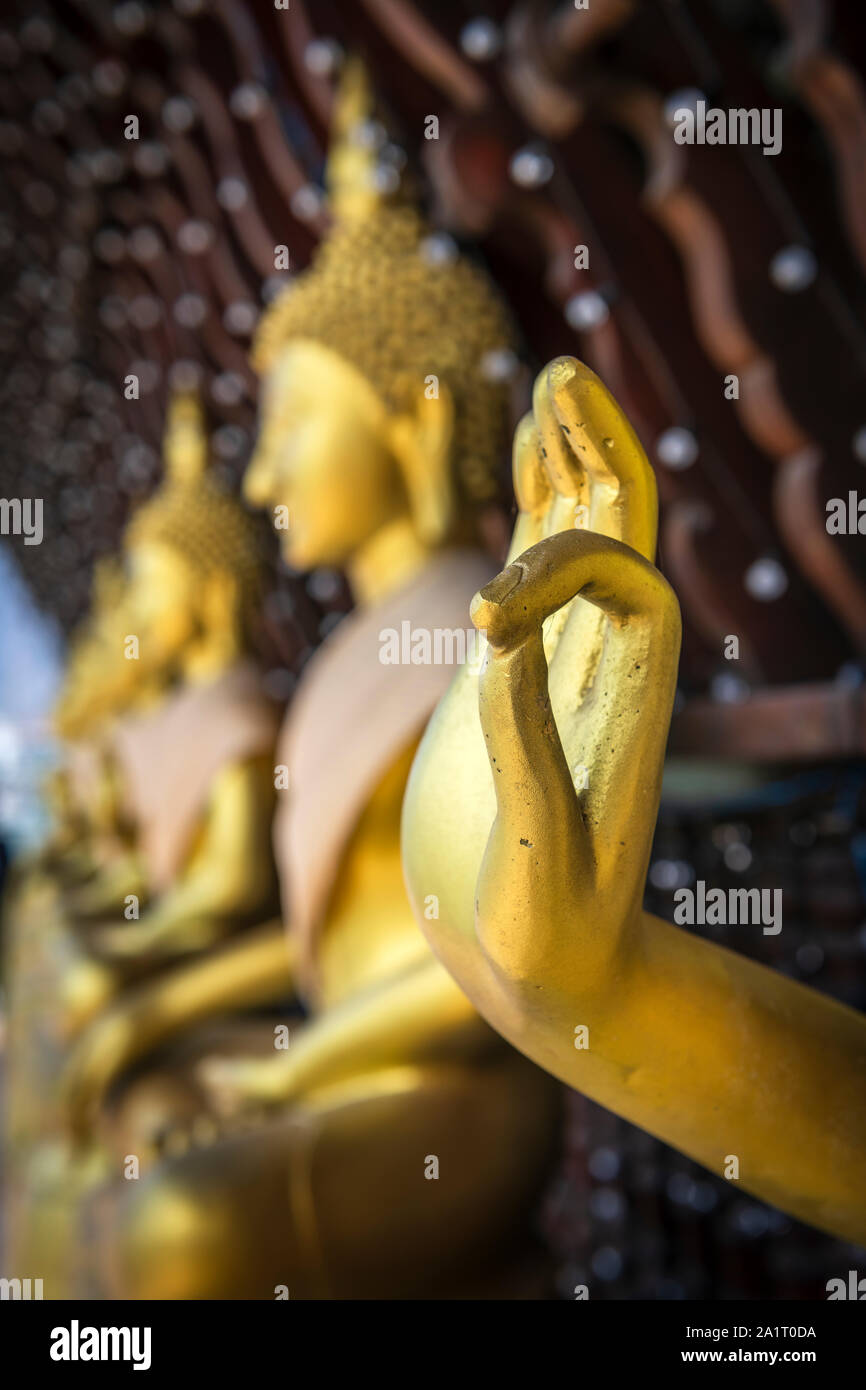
[402,356,866,1245]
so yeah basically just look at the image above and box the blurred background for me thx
[2,0,866,1298]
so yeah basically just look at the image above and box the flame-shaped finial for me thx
[163,389,208,485]
[326,57,400,225]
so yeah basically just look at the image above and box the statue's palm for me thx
[402,357,681,1005]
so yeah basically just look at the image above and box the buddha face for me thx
[57,542,210,737]
[244,341,407,570]
[122,540,200,669]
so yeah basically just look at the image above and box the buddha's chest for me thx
[315,740,430,1006]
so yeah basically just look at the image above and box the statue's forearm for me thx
[87,758,277,961]
[465,535,866,1241]
[89,882,246,961]
[269,954,493,1104]
[125,918,295,1038]
[64,921,295,1137]
[475,908,866,1245]
[88,846,275,962]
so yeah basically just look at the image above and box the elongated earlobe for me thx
[387,381,456,547]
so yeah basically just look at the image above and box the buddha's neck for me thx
[348,518,433,608]
[180,632,243,685]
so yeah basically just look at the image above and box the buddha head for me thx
[56,392,263,739]
[244,60,518,589]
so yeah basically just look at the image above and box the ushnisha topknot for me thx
[126,389,263,625]
[250,58,518,506]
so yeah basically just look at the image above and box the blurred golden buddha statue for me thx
[5,390,289,1291]
[52,391,284,1028]
[42,557,138,889]
[80,59,561,1300]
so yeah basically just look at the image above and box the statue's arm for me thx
[86,755,277,961]
[200,952,494,1113]
[63,919,295,1139]
[462,529,866,1246]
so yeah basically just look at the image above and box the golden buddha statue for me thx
[44,558,136,888]
[402,353,866,1250]
[5,390,290,1292]
[49,393,284,1033]
[75,59,561,1301]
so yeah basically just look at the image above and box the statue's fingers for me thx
[470,528,672,980]
[507,412,552,562]
[513,412,550,513]
[473,625,597,988]
[471,529,672,651]
[533,357,586,498]
[538,356,658,560]
[471,529,680,902]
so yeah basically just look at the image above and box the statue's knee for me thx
[108,1161,240,1299]
[107,1129,297,1299]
